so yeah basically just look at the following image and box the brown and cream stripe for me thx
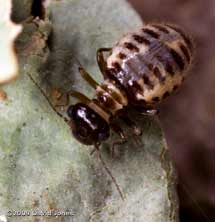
[99,23,193,110]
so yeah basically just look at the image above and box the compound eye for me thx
[67,105,75,118]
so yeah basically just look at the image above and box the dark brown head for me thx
[67,103,110,145]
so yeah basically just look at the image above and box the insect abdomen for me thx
[106,23,193,106]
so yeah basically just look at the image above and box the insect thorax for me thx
[88,80,128,122]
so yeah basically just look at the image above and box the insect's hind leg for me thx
[132,105,159,116]
[97,48,112,75]
[118,111,143,146]
[120,115,142,135]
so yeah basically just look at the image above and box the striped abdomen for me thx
[105,23,193,106]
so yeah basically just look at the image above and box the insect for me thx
[28,23,193,200]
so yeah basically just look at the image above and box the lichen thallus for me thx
[27,23,193,200]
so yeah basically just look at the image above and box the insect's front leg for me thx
[78,66,99,89]
[110,122,127,158]
[55,89,91,109]
[97,48,112,75]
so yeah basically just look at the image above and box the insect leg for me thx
[55,90,91,108]
[118,112,143,146]
[78,67,99,89]
[72,56,99,89]
[142,109,159,115]
[97,48,112,75]
[110,122,127,158]
[132,105,159,116]
[120,114,142,136]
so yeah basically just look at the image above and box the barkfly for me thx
[27,22,193,200]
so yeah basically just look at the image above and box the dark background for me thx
[128,0,214,221]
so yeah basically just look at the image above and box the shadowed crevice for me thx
[31,0,45,19]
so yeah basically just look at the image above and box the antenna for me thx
[94,143,125,200]
[26,73,69,123]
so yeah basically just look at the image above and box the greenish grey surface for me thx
[0,0,178,221]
